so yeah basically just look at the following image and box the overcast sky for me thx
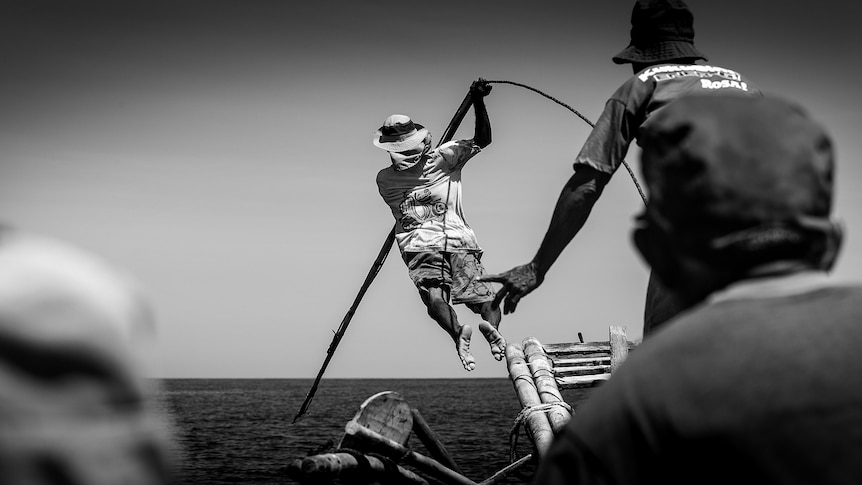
[2,0,861,378]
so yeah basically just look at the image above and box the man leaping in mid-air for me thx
[374,79,505,371]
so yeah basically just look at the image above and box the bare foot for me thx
[457,325,476,371]
[478,321,507,361]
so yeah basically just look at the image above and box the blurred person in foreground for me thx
[374,79,505,371]
[481,0,762,336]
[532,95,860,484]
[0,228,176,484]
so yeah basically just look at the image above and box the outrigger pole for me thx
[292,84,478,423]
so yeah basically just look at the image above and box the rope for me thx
[485,79,648,206]
[508,401,574,463]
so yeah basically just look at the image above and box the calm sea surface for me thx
[153,378,594,484]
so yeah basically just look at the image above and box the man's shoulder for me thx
[634,63,750,83]
[376,165,395,183]
[437,139,480,150]
[434,139,481,160]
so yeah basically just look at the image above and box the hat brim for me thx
[373,125,429,152]
[612,41,707,65]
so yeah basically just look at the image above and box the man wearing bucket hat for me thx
[374,79,505,372]
[532,95,862,485]
[481,0,763,337]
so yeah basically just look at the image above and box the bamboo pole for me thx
[477,454,533,485]
[506,343,554,456]
[523,338,571,434]
[344,421,477,485]
[292,226,396,423]
[295,452,428,484]
[411,408,464,475]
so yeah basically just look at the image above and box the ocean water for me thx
[154,378,594,484]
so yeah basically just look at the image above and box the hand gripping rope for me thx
[293,79,646,423]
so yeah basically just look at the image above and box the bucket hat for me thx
[373,114,429,153]
[612,0,708,65]
[637,95,835,256]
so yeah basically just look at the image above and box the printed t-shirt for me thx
[575,63,763,175]
[571,63,763,334]
[377,140,482,253]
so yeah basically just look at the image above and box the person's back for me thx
[533,95,858,484]
[0,229,176,485]
[552,278,862,484]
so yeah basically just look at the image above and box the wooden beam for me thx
[556,373,611,390]
[543,342,612,355]
[343,421,477,485]
[553,365,612,377]
[295,452,428,484]
[609,326,629,373]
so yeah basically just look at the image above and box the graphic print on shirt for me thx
[399,188,447,230]
[640,64,750,93]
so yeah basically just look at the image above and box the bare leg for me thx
[421,286,475,371]
[468,301,506,361]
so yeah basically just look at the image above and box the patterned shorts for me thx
[402,251,498,305]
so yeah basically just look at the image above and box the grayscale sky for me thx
[2,1,860,378]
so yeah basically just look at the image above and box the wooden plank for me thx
[523,338,571,434]
[543,342,611,355]
[339,391,413,451]
[506,343,555,457]
[553,365,612,377]
[295,452,428,484]
[556,373,611,390]
[551,356,611,366]
[543,341,637,356]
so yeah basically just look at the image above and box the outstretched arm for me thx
[480,165,610,314]
[470,79,492,148]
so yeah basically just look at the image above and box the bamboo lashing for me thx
[523,337,572,434]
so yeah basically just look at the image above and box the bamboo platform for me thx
[289,326,635,484]
[506,326,635,457]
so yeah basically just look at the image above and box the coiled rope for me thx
[485,79,647,206]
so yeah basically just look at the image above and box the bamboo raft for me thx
[288,326,635,484]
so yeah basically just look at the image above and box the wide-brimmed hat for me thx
[373,114,429,153]
[612,0,708,65]
[637,95,835,258]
